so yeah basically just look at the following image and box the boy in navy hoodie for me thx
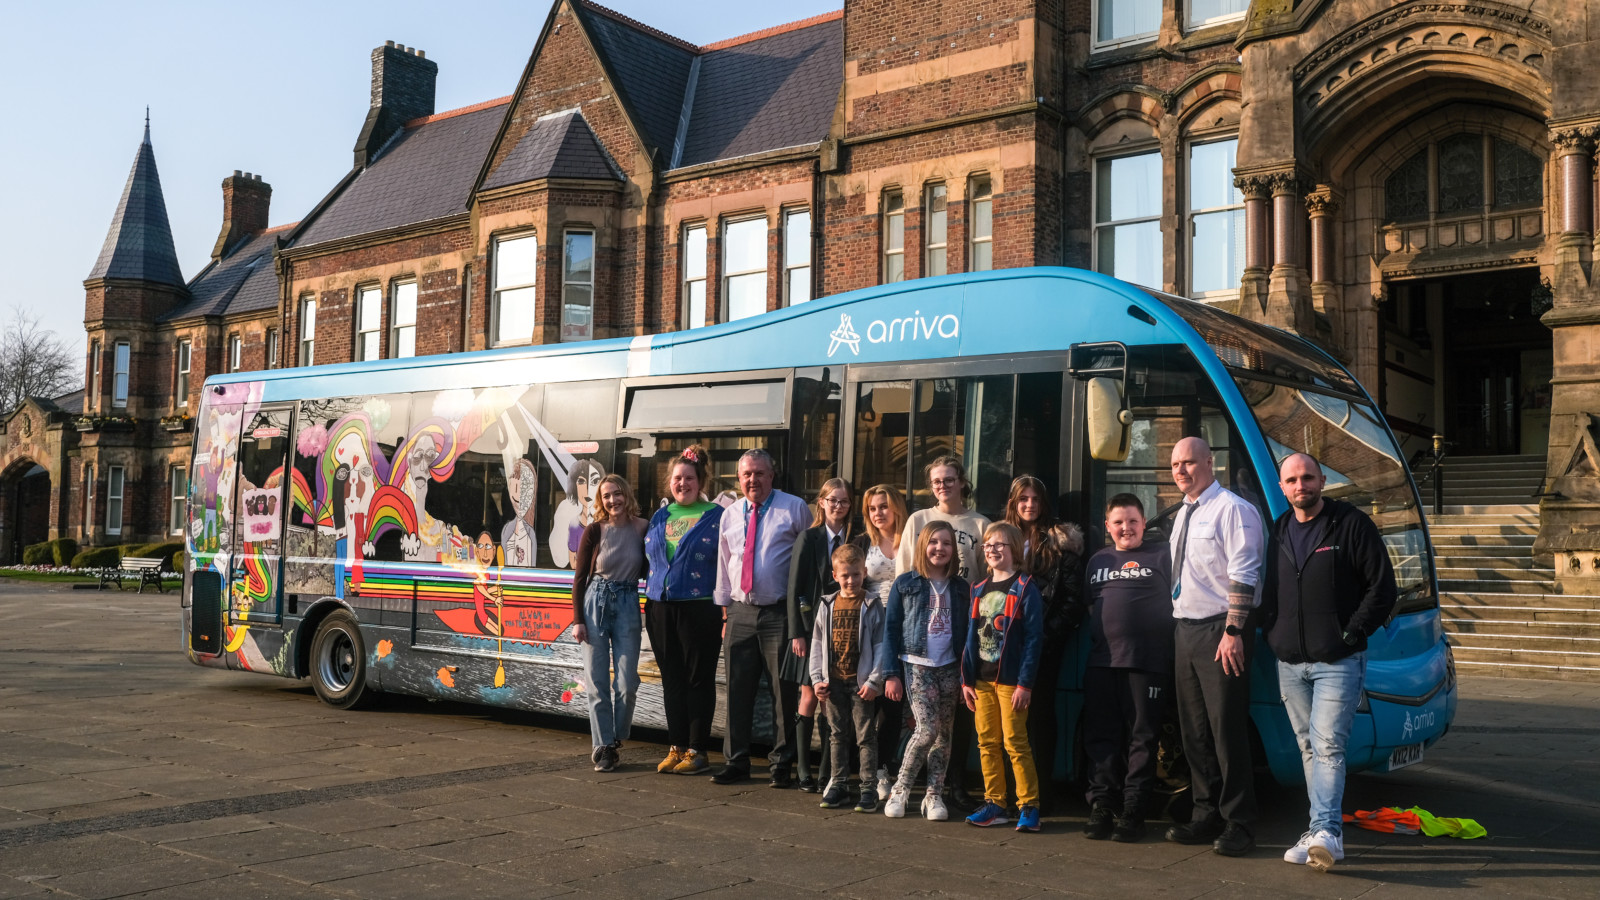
[1081,493,1173,842]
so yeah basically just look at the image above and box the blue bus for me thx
[182,266,1454,785]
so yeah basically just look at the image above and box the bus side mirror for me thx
[1086,377,1132,461]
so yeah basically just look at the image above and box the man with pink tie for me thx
[713,448,812,786]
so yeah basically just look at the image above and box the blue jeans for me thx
[581,576,642,748]
[1278,653,1365,836]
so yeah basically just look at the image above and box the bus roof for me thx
[211,267,1218,402]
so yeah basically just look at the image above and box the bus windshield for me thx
[1142,291,1435,612]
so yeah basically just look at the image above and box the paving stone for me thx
[116,814,272,845]
[266,800,433,834]
[415,831,543,865]
[117,869,358,899]
[839,865,1049,900]
[167,826,363,865]
[570,860,750,899]
[575,820,762,866]
[410,796,559,822]
[37,852,239,900]
[341,817,507,850]
[320,859,574,900]
[250,845,426,884]
[487,843,659,884]
[493,805,649,840]
[708,841,903,890]
[0,833,166,879]
[0,776,141,812]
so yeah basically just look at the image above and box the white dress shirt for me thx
[1170,479,1265,620]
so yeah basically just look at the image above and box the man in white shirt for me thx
[1163,437,1264,857]
[713,449,812,786]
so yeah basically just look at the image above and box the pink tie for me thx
[740,502,760,595]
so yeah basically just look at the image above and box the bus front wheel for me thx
[310,610,374,709]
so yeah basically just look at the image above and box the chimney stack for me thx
[352,41,438,167]
[211,171,272,260]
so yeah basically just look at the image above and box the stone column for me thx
[1265,170,1313,333]
[1234,175,1271,315]
[1554,127,1593,235]
[1305,189,1342,356]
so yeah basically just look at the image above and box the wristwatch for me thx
[1224,624,1243,637]
[1341,630,1359,646]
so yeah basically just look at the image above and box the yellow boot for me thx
[657,746,686,774]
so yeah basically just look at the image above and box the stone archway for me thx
[0,458,52,565]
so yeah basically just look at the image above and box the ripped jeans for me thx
[1278,653,1365,836]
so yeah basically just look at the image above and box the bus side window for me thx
[542,380,619,570]
[854,381,912,503]
[790,367,843,502]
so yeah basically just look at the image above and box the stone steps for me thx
[1444,592,1600,611]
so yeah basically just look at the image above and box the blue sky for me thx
[1,1,841,360]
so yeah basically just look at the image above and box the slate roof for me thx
[44,390,83,416]
[296,101,507,246]
[571,2,695,159]
[86,124,184,285]
[678,15,842,168]
[162,227,286,321]
[481,111,621,190]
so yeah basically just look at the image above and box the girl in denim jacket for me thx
[881,520,971,820]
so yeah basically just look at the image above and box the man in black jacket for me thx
[1263,453,1397,874]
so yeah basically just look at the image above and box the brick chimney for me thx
[210,171,272,260]
[352,41,437,167]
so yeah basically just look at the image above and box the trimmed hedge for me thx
[50,538,78,567]
[173,550,185,571]
[21,542,53,566]
[122,542,183,570]
[71,546,121,569]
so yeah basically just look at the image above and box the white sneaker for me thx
[876,767,891,801]
[921,790,949,821]
[1307,830,1344,872]
[884,786,907,818]
[1284,831,1314,864]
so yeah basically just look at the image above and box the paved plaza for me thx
[0,580,1596,899]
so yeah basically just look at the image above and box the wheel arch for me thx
[292,598,361,679]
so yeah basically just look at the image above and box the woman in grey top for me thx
[572,474,649,773]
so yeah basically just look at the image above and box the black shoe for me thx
[854,791,879,814]
[1165,818,1225,845]
[1212,823,1255,857]
[768,766,794,789]
[819,785,849,809]
[796,776,819,793]
[948,786,980,814]
[1083,804,1116,840]
[710,766,749,785]
[1111,814,1146,843]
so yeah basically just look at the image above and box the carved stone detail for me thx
[1551,126,1596,154]
[1305,191,1340,215]
[1234,175,1273,200]
[1295,4,1551,111]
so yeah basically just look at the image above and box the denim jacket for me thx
[644,504,721,602]
[883,571,971,679]
[961,574,1044,689]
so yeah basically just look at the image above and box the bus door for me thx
[230,404,294,627]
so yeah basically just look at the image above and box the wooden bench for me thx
[99,557,167,593]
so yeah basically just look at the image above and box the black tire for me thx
[309,610,374,709]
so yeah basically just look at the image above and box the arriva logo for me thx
[827,310,959,357]
[1400,708,1437,741]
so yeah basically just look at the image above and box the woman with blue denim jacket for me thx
[572,475,649,774]
[641,445,724,775]
[880,520,971,820]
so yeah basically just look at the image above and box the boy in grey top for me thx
[810,543,887,813]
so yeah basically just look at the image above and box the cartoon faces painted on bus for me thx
[502,457,538,567]
[400,431,446,561]
[549,458,604,568]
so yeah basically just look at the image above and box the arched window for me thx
[1383,133,1544,222]
[1494,139,1542,209]
[1384,151,1429,222]
[1437,134,1484,214]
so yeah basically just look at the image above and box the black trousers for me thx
[723,602,797,771]
[1083,666,1171,812]
[1028,648,1066,799]
[877,695,904,771]
[644,598,721,752]
[1174,616,1256,827]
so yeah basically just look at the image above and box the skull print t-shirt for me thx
[974,575,1017,682]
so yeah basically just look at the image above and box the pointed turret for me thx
[86,115,184,286]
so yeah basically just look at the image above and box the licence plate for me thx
[1388,742,1424,771]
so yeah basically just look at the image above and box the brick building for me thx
[5,0,1599,587]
